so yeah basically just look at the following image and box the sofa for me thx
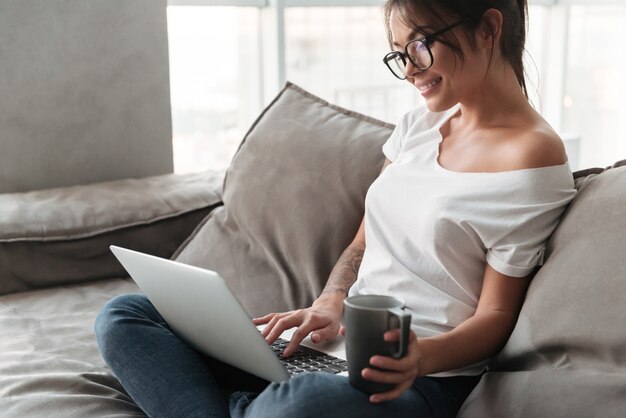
[1,83,625,417]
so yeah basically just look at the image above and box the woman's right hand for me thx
[252,293,344,357]
[255,215,367,356]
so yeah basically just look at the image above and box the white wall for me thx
[0,0,173,193]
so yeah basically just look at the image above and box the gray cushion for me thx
[459,159,626,417]
[0,171,224,296]
[0,278,146,417]
[173,82,394,317]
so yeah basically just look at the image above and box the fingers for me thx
[261,311,300,344]
[284,317,339,357]
[361,366,413,384]
[361,330,420,403]
[253,307,342,357]
[263,311,305,344]
[252,313,277,326]
[253,313,288,338]
[382,327,417,342]
[283,325,310,357]
[369,380,414,404]
[368,331,418,372]
[383,328,400,341]
[252,312,285,335]
[310,325,339,344]
[361,361,415,404]
[262,310,331,355]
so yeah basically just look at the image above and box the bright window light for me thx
[167,6,261,174]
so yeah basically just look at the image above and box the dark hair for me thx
[383,0,528,97]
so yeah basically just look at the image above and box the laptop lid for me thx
[109,245,290,382]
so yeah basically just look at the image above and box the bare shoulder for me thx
[504,125,568,170]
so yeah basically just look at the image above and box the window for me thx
[525,5,550,112]
[284,7,421,124]
[167,1,626,173]
[167,6,261,173]
[562,5,626,168]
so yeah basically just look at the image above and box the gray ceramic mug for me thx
[343,294,412,394]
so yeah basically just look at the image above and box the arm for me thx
[312,218,366,311]
[319,219,365,299]
[254,218,364,356]
[417,264,530,374]
[254,158,391,356]
[363,264,531,402]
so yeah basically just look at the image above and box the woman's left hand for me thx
[361,329,421,403]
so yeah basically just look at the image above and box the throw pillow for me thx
[173,82,394,317]
[0,171,223,296]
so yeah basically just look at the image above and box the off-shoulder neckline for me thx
[432,104,571,176]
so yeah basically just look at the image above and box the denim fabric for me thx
[95,294,479,418]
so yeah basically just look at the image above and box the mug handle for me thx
[388,308,412,359]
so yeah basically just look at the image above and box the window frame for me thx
[167,1,626,7]
[166,0,626,105]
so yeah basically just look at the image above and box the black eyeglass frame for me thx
[383,20,466,80]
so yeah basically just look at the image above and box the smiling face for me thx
[389,8,491,112]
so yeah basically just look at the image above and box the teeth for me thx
[419,78,441,91]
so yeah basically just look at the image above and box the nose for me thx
[403,58,423,79]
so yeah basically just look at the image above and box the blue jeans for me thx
[95,294,480,418]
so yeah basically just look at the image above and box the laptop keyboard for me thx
[270,338,348,376]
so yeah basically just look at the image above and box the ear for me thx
[476,8,503,50]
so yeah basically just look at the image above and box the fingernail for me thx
[370,395,379,403]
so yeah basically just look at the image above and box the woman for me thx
[95,0,576,416]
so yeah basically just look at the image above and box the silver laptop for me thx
[109,246,347,382]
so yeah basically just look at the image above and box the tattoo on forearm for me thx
[321,245,364,296]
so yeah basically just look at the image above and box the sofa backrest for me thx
[0,0,173,193]
[173,82,394,317]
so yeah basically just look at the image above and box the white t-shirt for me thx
[349,104,577,376]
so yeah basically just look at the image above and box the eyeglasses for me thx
[383,20,465,80]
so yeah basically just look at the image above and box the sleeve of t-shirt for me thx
[382,106,425,161]
[484,170,577,278]
[382,120,406,162]
[383,105,431,161]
